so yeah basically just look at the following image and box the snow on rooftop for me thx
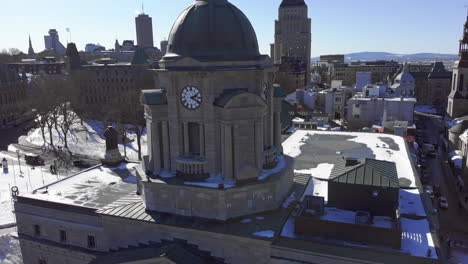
[399,189,426,217]
[295,163,334,180]
[0,233,22,264]
[400,218,437,259]
[21,163,138,209]
[253,230,275,238]
[321,208,394,229]
[283,130,417,188]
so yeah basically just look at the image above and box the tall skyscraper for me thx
[28,34,35,56]
[273,0,312,85]
[447,16,468,118]
[44,29,66,54]
[135,10,154,48]
[160,40,168,56]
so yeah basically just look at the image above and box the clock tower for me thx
[137,0,294,220]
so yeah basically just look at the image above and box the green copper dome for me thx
[165,0,260,61]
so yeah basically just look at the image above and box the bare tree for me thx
[57,102,80,151]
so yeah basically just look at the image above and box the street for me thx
[417,114,468,262]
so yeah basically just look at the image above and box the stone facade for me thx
[70,61,153,124]
[0,64,28,126]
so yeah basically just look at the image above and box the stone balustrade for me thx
[176,155,208,178]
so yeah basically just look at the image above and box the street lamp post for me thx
[16,150,22,174]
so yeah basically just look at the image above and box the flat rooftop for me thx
[21,163,139,209]
[280,130,436,260]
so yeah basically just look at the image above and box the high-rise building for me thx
[44,29,66,54]
[447,16,468,118]
[273,0,312,85]
[160,40,168,56]
[135,11,154,48]
[28,35,35,56]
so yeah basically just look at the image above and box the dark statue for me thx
[103,126,119,151]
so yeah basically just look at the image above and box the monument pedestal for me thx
[102,149,124,167]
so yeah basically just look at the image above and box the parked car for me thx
[439,196,448,209]
[433,185,442,197]
[425,185,435,198]
[25,155,45,166]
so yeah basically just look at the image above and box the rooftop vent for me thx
[345,157,360,167]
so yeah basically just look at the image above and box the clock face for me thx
[180,85,202,110]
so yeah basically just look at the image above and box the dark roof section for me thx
[428,62,452,79]
[330,158,399,188]
[165,0,261,61]
[132,48,150,65]
[449,119,468,133]
[90,239,225,264]
[141,89,168,105]
[273,84,287,98]
[280,0,307,7]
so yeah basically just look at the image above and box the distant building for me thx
[316,87,354,120]
[426,62,452,107]
[390,63,415,97]
[85,43,105,52]
[273,0,312,85]
[135,12,154,48]
[44,29,66,54]
[447,16,468,118]
[320,54,345,64]
[160,40,168,56]
[0,64,27,126]
[28,35,35,56]
[347,96,416,130]
[274,56,307,94]
[8,58,64,75]
[67,45,153,124]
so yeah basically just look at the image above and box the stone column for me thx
[199,123,205,156]
[255,121,264,169]
[221,124,225,176]
[162,121,170,171]
[224,124,233,181]
[274,112,283,154]
[146,119,153,171]
[183,122,189,155]
[152,122,161,175]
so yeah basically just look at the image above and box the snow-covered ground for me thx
[23,120,147,161]
[0,233,22,264]
[0,150,67,227]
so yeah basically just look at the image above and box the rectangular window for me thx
[38,259,47,264]
[59,230,67,243]
[87,235,96,248]
[34,225,41,236]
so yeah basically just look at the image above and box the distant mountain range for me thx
[312,52,458,62]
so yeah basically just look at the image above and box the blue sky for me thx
[1,0,466,57]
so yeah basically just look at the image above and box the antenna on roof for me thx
[142,2,145,14]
